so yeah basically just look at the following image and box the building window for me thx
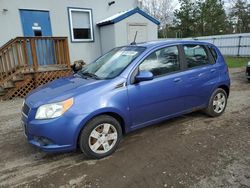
[68,8,94,42]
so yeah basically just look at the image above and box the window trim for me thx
[68,7,94,43]
[129,45,183,84]
[207,45,218,64]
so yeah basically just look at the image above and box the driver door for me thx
[127,45,186,129]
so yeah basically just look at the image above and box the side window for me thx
[139,46,180,77]
[183,45,210,68]
[208,46,218,63]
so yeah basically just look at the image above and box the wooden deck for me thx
[0,37,71,100]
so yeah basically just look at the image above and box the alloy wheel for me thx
[213,92,226,113]
[88,123,118,154]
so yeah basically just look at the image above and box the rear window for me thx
[183,45,210,68]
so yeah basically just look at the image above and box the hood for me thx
[26,75,108,107]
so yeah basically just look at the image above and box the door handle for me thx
[210,69,216,73]
[173,78,182,82]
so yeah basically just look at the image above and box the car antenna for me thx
[130,31,138,45]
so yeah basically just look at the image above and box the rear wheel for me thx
[205,88,228,117]
[79,115,122,159]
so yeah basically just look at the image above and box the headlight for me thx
[248,61,250,66]
[35,98,74,119]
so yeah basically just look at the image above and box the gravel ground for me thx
[0,68,249,188]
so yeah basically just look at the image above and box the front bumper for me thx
[22,111,89,152]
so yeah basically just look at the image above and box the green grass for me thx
[224,57,250,68]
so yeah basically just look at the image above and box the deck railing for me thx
[0,37,71,83]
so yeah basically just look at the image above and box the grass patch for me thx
[224,57,250,68]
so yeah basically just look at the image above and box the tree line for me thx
[141,0,250,38]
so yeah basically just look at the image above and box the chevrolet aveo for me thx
[22,40,230,159]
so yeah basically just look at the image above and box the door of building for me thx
[20,10,53,65]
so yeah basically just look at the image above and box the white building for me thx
[0,0,160,63]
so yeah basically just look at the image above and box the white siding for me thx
[0,0,137,63]
[100,25,115,54]
[99,12,158,54]
[114,13,158,46]
[127,24,148,44]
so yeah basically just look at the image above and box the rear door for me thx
[180,44,219,110]
[127,45,187,129]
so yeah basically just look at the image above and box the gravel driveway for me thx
[0,68,249,188]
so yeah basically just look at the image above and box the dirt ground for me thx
[0,68,249,188]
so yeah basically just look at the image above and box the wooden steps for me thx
[12,74,25,82]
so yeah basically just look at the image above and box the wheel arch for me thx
[75,109,128,148]
[96,112,126,134]
[218,84,230,97]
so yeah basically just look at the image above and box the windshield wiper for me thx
[81,72,100,80]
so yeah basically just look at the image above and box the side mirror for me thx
[135,70,154,82]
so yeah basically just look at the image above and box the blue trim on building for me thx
[97,7,160,26]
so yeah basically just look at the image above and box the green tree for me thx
[174,0,229,37]
[200,0,228,35]
[230,0,250,33]
[174,0,196,37]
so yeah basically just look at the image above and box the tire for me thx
[248,78,250,81]
[79,115,122,159]
[205,88,228,117]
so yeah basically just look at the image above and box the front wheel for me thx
[205,88,228,117]
[79,115,122,159]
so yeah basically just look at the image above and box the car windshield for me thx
[79,46,145,79]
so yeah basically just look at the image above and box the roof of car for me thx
[134,40,212,49]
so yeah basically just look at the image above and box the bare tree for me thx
[140,0,177,37]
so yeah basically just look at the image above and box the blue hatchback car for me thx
[22,40,230,159]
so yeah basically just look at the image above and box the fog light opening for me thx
[34,136,54,146]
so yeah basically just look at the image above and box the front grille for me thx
[22,103,30,116]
